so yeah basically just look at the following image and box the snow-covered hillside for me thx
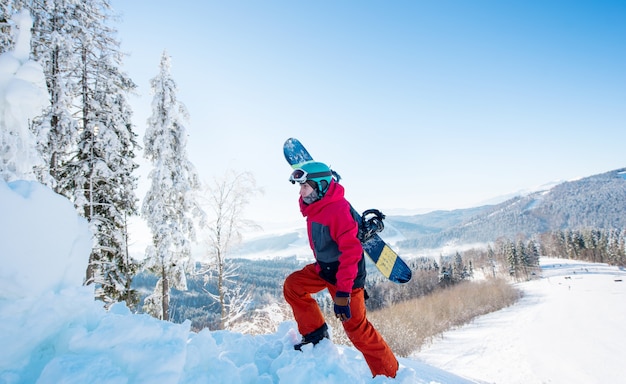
[417,258,626,383]
[0,178,478,383]
[3,179,626,383]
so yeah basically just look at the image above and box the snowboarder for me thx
[283,161,399,378]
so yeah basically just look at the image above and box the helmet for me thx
[290,161,333,197]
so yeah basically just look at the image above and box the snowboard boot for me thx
[294,323,329,351]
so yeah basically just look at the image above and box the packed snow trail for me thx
[417,259,626,384]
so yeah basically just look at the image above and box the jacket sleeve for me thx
[331,201,363,293]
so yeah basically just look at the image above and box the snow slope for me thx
[417,258,626,384]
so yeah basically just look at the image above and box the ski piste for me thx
[283,138,412,284]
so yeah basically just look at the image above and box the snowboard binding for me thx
[358,209,386,243]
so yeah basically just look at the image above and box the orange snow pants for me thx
[283,263,399,378]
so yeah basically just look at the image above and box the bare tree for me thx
[196,170,262,330]
[234,302,292,335]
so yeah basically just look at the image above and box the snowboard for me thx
[283,137,412,284]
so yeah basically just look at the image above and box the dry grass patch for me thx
[367,278,522,357]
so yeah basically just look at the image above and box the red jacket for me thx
[299,180,366,293]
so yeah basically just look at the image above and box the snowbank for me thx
[0,180,92,298]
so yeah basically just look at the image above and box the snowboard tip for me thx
[283,137,301,147]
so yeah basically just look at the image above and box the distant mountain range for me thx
[234,168,626,258]
[392,168,626,250]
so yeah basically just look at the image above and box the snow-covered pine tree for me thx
[453,251,464,281]
[142,51,203,321]
[0,3,13,52]
[66,0,141,308]
[9,0,141,306]
[14,0,82,189]
[72,81,141,308]
[0,10,49,182]
[487,245,497,278]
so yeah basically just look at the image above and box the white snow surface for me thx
[3,179,626,383]
[417,258,626,384]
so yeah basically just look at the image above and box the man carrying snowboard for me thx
[283,161,399,378]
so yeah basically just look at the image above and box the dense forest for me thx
[131,221,626,332]
[128,166,626,331]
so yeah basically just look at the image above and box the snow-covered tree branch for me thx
[196,170,262,329]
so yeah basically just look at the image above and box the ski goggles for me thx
[289,168,333,184]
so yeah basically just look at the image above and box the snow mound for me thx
[0,180,92,299]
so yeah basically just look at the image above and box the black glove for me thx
[333,291,351,322]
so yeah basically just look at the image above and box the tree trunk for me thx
[218,251,225,329]
[161,266,170,321]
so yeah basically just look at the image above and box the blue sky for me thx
[111,0,625,225]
